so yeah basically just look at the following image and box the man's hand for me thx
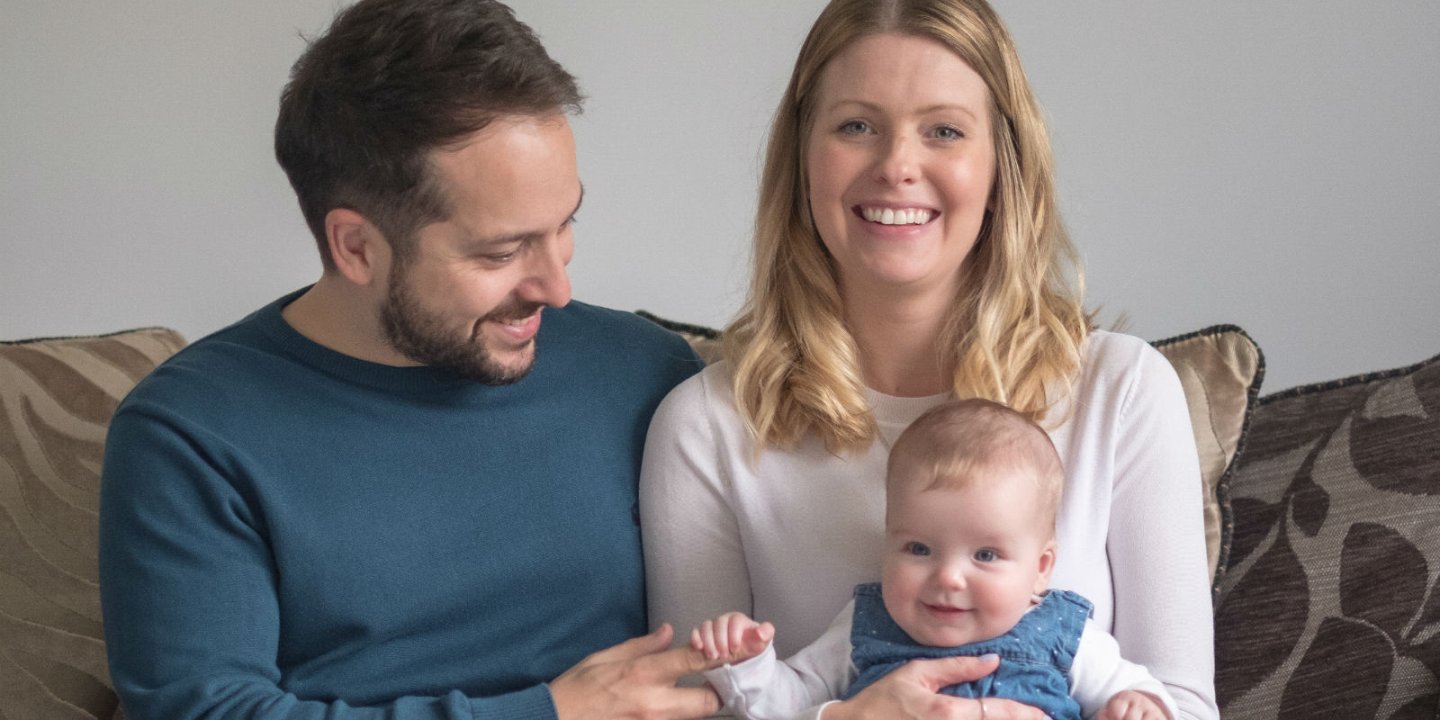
[690,611,775,664]
[1096,689,1170,720]
[821,655,1048,720]
[549,624,722,720]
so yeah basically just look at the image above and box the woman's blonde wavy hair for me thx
[724,0,1089,453]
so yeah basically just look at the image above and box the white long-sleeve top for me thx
[702,598,1179,720]
[640,331,1218,719]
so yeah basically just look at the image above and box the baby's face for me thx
[881,471,1055,647]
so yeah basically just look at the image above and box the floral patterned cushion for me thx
[1214,352,1440,719]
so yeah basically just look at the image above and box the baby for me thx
[691,398,1176,720]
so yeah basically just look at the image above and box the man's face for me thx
[380,114,580,384]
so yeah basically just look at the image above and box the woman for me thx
[640,1,1218,718]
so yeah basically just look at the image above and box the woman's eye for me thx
[904,542,931,557]
[839,120,871,135]
[974,548,997,562]
[933,125,964,140]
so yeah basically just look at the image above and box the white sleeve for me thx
[701,604,855,720]
[1069,619,1180,720]
[1107,345,1220,720]
[640,371,755,644]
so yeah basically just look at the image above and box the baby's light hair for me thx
[886,398,1064,532]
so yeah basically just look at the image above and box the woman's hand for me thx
[821,655,1047,720]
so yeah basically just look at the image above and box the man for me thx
[98,1,718,718]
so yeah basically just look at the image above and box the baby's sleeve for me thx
[1069,619,1181,720]
[702,602,856,720]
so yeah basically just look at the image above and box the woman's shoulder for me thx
[651,360,742,430]
[1072,329,1186,413]
[1083,328,1154,363]
[643,360,768,478]
[659,360,734,405]
[1080,329,1178,384]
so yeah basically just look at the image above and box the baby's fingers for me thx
[711,617,736,659]
[1098,692,1166,720]
[696,619,721,660]
[1096,699,1121,720]
[724,616,750,657]
[739,622,774,657]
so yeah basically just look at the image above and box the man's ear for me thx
[1034,538,1057,595]
[325,208,389,286]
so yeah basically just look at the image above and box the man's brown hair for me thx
[274,0,582,267]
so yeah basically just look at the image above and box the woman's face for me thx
[805,33,996,305]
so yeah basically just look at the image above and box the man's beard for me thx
[380,266,541,385]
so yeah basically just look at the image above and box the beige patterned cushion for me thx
[1152,325,1265,585]
[0,328,185,720]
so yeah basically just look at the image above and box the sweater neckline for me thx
[865,387,951,449]
[253,288,484,397]
[865,387,952,422]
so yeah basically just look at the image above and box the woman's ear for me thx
[325,208,389,287]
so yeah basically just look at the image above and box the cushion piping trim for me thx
[0,326,183,346]
[1258,350,1440,406]
[634,311,721,340]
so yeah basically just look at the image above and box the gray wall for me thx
[3,1,1436,393]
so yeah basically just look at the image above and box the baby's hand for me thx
[1097,689,1170,720]
[690,611,775,664]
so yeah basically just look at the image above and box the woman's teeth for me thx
[861,207,933,225]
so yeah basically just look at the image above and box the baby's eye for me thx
[839,119,871,135]
[904,542,931,557]
[974,548,998,563]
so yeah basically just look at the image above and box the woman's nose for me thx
[875,134,919,186]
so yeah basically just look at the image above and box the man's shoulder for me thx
[545,300,686,342]
[116,305,288,417]
[537,300,704,401]
[542,300,700,363]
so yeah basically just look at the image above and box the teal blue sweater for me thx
[99,292,702,719]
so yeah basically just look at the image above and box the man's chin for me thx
[482,350,537,384]
[402,342,534,385]
[459,342,538,385]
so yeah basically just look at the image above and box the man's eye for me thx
[904,542,931,557]
[974,548,997,562]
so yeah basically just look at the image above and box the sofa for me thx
[2,320,1436,719]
